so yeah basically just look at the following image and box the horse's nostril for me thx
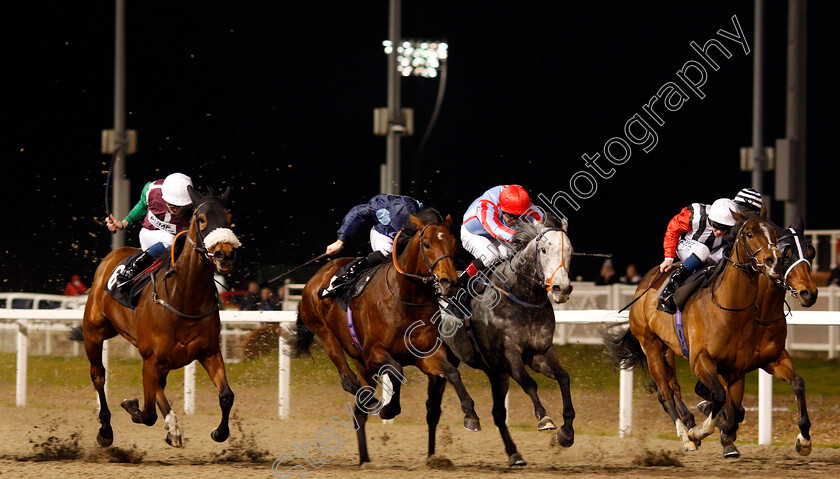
[799,290,812,301]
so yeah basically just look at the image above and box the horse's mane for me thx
[512,215,558,251]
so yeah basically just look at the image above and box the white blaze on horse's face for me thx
[537,230,573,304]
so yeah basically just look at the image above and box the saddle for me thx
[663,263,721,311]
[104,252,167,308]
[333,262,384,312]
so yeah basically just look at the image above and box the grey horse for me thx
[438,218,576,466]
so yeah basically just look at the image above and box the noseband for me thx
[187,199,233,262]
[773,227,813,297]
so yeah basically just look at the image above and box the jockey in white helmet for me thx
[657,198,738,314]
[106,172,194,285]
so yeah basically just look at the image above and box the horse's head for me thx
[776,219,818,307]
[732,207,782,281]
[187,186,241,274]
[407,211,458,297]
[517,217,573,304]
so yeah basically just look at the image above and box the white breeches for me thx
[676,238,725,265]
[460,226,512,266]
[139,228,176,251]
[370,228,395,255]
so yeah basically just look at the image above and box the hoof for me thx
[96,426,114,448]
[166,432,183,448]
[681,440,698,452]
[722,444,740,458]
[537,416,557,431]
[463,417,481,432]
[508,452,527,467]
[688,427,703,442]
[380,403,401,420]
[120,398,139,414]
[795,435,812,456]
[358,454,371,465]
[211,427,230,443]
[696,400,712,417]
[556,427,574,448]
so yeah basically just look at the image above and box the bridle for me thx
[186,199,235,263]
[391,224,454,285]
[713,218,778,311]
[532,227,569,292]
[773,227,814,297]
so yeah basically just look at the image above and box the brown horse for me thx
[692,222,818,455]
[289,209,480,464]
[603,210,783,457]
[74,186,240,448]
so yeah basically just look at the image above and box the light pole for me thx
[384,0,402,195]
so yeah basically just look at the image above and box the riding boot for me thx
[657,264,692,314]
[117,250,157,286]
[319,256,370,299]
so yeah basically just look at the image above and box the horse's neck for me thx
[500,242,544,301]
[714,245,759,310]
[170,231,215,301]
[397,237,424,276]
[757,275,786,319]
[391,238,433,301]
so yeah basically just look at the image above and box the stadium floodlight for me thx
[382,39,448,78]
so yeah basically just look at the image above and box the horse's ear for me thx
[409,214,425,230]
[560,217,569,233]
[444,214,452,228]
[732,209,747,225]
[759,204,768,220]
[220,186,231,206]
[796,217,805,233]
[187,185,202,206]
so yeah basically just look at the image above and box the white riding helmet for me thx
[708,198,738,227]
[162,173,193,206]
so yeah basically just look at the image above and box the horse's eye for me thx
[423,241,431,249]
[541,248,547,254]
[746,232,753,239]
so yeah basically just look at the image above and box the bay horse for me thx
[441,218,576,466]
[74,186,240,448]
[692,220,818,455]
[289,209,480,464]
[602,210,783,457]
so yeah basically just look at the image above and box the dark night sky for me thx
[1,1,837,293]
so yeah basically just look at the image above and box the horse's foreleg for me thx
[487,372,525,466]
[154,372,182,448]
[415,353,480,432]
[530,349,575,448]
[84,332,114,447]
[353,403,371,464]
[505,347,549,430]
[362,347,405,420]
[764,350,811,456]
[200,351,234,443]
[688,351,726,444]
[425,375,446,458]
[719,376,745,458]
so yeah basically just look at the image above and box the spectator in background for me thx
[63,275,87,296]
[239,280,261,311]
[257,287,281,310]
[828,259,840,287]
[595,259,619,285]
[276,285,286,309]
[620,264,642,285]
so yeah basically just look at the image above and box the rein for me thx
[390,226,453,284]
[384,264,436,307]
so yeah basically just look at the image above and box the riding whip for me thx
[261,253,329,287]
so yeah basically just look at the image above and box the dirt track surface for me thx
[2,405,840,479]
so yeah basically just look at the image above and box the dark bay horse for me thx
[76,187,240,448]
[692,221,818,455]
[603,211,783,457]
[442,219,576,466]
[290,210,480,464]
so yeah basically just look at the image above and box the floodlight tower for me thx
[377,0,448,194]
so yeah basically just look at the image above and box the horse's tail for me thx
[286,304,315,358]
[600,322,648,373]
[67,325,84,342]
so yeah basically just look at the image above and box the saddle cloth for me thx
[104,251,166,308]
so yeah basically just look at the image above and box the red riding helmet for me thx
[499,185,531,215]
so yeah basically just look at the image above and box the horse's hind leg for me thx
[641,338,695,451]
[487,372,526,466]
[425,375,446,457]
[315,325,363,395]
[83,321,118,447]
[200,351,234,442]
[764,350,811,456]
[530,348,575,448]
[416,352,481,432]
[665,350,698,444]
[154,372,183,448]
